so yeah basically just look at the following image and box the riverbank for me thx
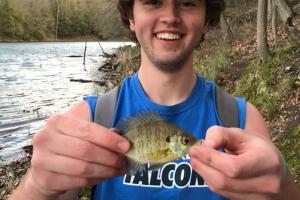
[0,147,31,199]
[0,35,131,43]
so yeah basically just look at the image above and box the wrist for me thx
[271,170,300,200]
[10,170,61,200]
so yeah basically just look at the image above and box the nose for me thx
[159,4,182,25]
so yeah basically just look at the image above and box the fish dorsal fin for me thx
[116,111,163,134]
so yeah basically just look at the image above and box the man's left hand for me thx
[189,126,283,200]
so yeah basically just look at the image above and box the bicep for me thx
[244,102,270,139]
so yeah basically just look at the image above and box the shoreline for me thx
[0,36,131,43]
[0,40,132,43]
[0,148,32,199]
[0,36,99,43]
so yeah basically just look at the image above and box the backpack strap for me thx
[94,86,120,128]
[215,86,239,128]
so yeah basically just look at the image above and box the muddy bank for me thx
[0,147,31,199]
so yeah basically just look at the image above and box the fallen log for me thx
[98,62,112,70]
[70,79,106,86]
[68,55,83,57]
[105,72,121,77]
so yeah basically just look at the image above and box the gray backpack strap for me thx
[215,86,239,128]
[92,86,120,198]
[94,86,120,128]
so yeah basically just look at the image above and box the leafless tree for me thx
[257,0,271,61]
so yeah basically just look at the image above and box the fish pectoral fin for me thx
[148,163,163,172]
[126,157,148,175]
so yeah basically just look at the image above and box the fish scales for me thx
[142,122,159,160]
[130,121,174,162]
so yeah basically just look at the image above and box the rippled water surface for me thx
[0,42,133,164]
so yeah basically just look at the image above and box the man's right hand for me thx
[10,101,130,199]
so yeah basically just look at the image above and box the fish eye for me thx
[181,136,190,145]
[166,136,171,143]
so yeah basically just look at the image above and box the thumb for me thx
[204,126,248,153]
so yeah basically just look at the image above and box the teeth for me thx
[156,33,180,40]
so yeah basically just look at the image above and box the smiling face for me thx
[129,0,208,73]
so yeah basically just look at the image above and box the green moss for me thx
[233,42,298,119]
[233,59,276,117]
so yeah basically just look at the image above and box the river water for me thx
[0,41,134,164]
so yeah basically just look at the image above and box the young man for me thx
[10,0,300,199]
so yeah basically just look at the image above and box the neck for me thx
[138,55,197,106]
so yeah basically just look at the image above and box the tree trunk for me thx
[257,0,271,62]
[274,0,293,25]
[220,12,233,43]
[271,0,278,42]
[271,0,299,43]
[268,0,273,21]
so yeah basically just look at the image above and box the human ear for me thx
[129,18,135,32]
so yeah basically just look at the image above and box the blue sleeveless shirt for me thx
[84,73,246,200]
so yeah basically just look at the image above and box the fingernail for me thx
[117,141,130,153]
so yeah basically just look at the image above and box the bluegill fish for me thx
[116,112,197,175]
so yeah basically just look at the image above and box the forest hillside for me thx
[0,0,129,41]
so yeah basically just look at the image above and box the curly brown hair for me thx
[117,0,225,28]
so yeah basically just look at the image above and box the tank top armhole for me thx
[235,97,247,129]
[83,96,99,122]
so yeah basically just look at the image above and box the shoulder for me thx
[245,102,270,139]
